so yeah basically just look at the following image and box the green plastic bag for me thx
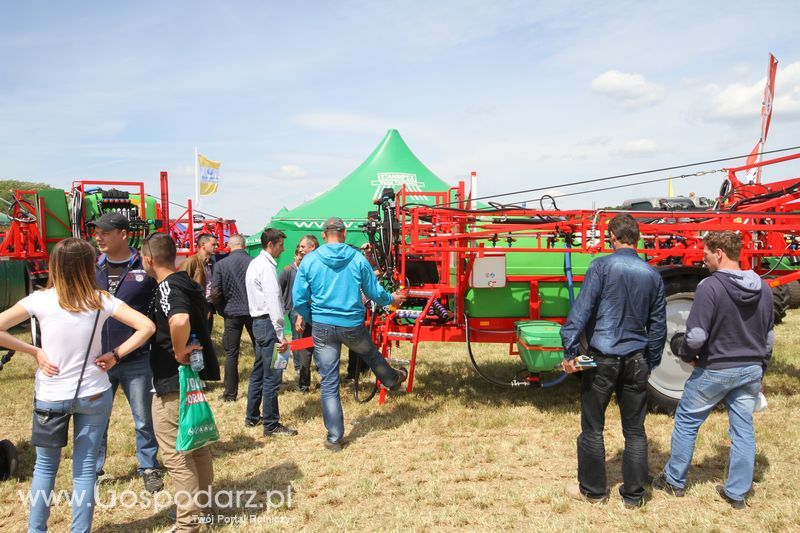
[176,365,219,453]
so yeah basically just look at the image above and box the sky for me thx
[2,0,800,233]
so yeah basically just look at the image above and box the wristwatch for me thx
[112,348,121,363]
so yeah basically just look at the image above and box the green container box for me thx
[515,320,563,372]
[465,281,584,318]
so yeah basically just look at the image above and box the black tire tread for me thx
[647,383,680,415]
[770,283,789,325]
[786,280,800,309]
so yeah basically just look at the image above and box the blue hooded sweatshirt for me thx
[292,243,392,327]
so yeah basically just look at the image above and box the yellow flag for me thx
[198,154,220,196]
[667,177,674,197]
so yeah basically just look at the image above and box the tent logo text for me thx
[292,220,359,229]
[372,173,427,202]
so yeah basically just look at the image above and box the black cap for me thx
[89,212,130,231]
[323,216,346,232]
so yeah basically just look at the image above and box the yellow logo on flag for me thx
[198,154,220,196]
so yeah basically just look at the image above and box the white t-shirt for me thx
[20,288,121,402]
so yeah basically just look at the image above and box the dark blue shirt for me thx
[96,247,155,362]
[560,248,667,368]
[210,249,252,317]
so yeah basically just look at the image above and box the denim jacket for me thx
[560,248,667,369]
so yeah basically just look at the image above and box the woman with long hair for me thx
[0,238,155,532]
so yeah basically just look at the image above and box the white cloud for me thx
[612,138,660,158]
[590,70,666,107]
[274,164,308,179]
[707,61,800,121]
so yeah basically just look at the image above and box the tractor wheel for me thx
[787,281,800,309]
[647,273,703,415]
[0,440,18,481]
[771,284,790,325]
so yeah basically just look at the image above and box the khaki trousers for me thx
[152,392,214,532]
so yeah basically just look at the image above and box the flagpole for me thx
[194,146,199,206]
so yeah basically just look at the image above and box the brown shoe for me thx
[564,483,607,504]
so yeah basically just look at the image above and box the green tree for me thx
[0,179,57,203]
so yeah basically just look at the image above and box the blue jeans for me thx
[663,365,762,501]
[96,355,160,475]
[29,388,113,533]
[312,322,401,443]
[245,317,283,431]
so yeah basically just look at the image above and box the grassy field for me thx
[1,311,799,532]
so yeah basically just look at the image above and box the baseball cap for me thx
[323,216,346,232]
[89,212,130,231]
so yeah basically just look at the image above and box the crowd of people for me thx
[0,212,774,530]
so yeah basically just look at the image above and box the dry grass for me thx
[1,311,800,532]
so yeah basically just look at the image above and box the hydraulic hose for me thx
[564,237,576,306]
[465,313,569,388]
[465,313,527,388]
[0,350,15,371]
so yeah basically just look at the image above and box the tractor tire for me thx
[647,273,704,415]
[0,440,18,481]
[771,284,790,325]
[786,281,800,309]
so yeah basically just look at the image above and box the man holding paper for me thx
[560,214,666,509]
[244,228,297,437]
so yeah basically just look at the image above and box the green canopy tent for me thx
[246,129,453,271]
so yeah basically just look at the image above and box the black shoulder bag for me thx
[31,310,101,448]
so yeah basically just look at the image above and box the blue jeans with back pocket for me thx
[28,387,113,533]
[663,364,762,501]
[311,322,400,443]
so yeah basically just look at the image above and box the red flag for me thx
[745,53,779,183]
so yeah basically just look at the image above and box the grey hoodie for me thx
[681,269,774,371]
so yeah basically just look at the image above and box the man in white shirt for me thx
[244,228,297,437]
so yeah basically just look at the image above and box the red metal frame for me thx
[0,191,49,260]
[0,172,240,271]
[369,152,800,402]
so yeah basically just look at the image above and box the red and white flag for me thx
[745,53,778,183]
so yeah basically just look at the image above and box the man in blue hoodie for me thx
[653,231,773,510]
[292,217,408,452]
[91,212,162,493]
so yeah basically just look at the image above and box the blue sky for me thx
[2,1,800,232]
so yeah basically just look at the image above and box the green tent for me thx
[247,129,453,271]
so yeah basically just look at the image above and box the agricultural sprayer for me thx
[355,151,800,412]
[0,171,239,295]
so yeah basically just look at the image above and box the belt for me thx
[253,314,270,320]
[589,348,644,359]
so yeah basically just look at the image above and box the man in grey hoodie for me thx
[652,231,773,510]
